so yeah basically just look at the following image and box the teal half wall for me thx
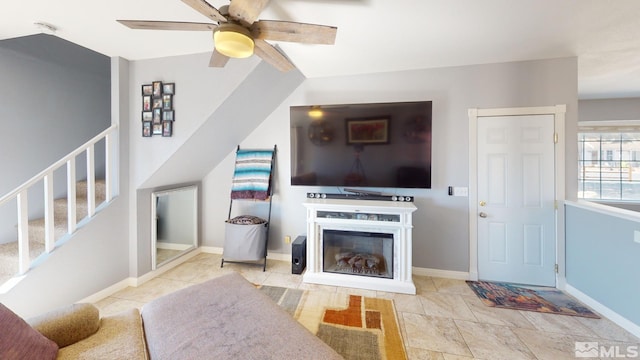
[565,202,640,327]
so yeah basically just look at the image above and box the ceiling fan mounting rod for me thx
[215,22,251,36]
[218,5,230,19]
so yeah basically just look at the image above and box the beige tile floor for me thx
[94,252,639,360]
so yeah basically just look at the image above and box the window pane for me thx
[581,134,602,141]
[600,133,620,141]
[577,130,640,202]
[622,183,640,201]
[629,160,640,172]
[580,142,600,160]
[599,181,622,200]
[578,180,599,199]
[621,133,640,141]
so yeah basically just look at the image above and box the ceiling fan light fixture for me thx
[214,23,254,58]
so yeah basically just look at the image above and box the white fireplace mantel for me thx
[303,198,417,294]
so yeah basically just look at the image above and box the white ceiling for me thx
[3,0,640,99]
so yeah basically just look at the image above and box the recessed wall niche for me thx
[142,81,175,137]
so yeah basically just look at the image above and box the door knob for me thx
[479,201,486,207]
[479,212,487,218]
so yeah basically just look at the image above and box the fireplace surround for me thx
[303,198,416,294]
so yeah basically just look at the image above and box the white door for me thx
[477,114,556,286]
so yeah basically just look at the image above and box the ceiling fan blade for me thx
[228,0,270,26]
[181,0,227,23]
[209,49,230,67]
[253,39,295,72]
[117,20,217,31]
[251,20,337,44]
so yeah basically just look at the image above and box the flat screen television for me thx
[290,101,432,189]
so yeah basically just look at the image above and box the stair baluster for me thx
[0,125,117,290]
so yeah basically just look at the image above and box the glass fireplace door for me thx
[322,230,393,279]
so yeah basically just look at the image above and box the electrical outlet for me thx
[284,235,291,244]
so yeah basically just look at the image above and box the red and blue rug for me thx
[466,281,599,318]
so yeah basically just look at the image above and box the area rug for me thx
[466,281,599,318]
[259,285,407,360]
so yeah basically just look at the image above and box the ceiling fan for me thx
[117,0,337,72]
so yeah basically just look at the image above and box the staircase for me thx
[0,180,106,286]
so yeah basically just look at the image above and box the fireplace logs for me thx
[335,252,382,275]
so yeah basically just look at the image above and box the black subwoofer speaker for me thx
[291,236,307,274]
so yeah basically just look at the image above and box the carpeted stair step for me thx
[0,179,107,286]
[50,179,106,220]
[53,198,90,221]
[27,217,71,245]
[75,179,106,203]
[25,179,107,244]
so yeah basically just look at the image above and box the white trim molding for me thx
[79,278,133,304]
[412,267,470,280]
[565,284,640,339]
[201,246,291,262]
[578,120,640,132]
[468,105,566,286]
[80,248,202,303]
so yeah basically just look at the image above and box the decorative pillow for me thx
[0,303,58,360]
[226,215,267,225]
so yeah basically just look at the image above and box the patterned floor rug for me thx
[259,285,407,360]
[466,280,600,318]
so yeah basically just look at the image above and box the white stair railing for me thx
[0,125,118,276]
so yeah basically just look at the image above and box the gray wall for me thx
[203,57,579,272]
[0,48,579,317]
[127,52,262,189]
[127,52,261,277]
[579,98,640,122]
[0,34,111,244]
[0,57,130,319]
[127,55,304,277]
[565,202,640,327]
[574,103,640,334]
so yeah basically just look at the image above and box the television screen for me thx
[290,101,432,189]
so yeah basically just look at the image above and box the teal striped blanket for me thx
[231,150,274,200]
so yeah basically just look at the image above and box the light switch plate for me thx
[634,230,640,244]
[454,187,469,197]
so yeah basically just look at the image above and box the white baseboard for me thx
[133,249,202,287]
[200,246,290,262]
[267,252,290,262]
[79,278,133,304]
[208,248,471,279]
[156,242,192,251]
[199,246,222,254]
[412,267,470,280]
[565,283,640,339]
[79,248,202,303]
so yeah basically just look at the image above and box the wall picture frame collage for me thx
[142,81,175,137]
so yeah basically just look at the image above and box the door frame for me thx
[468,105,566,287]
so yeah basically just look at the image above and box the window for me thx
[578,121,640,201]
